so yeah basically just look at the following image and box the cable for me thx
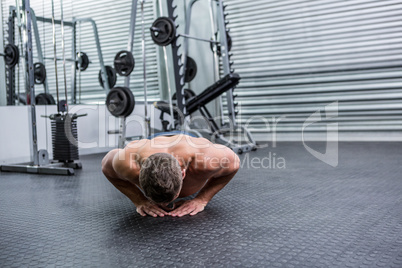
[51,0,60,113]
[43,0,49,153]
[78,21,81,103]
[60,0,68,113]
[141,0,150,137]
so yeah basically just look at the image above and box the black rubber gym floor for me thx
[0,142,401,267]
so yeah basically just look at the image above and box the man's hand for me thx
[169,199,208,217]
[136,200,168,217]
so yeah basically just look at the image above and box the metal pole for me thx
[158,0,174,129]
[182,0,199,82]
[141,0,150,137]
[74,18,109,92]
[0,3,6,106]
[15,1,28,102]
[31,9,49,94]
[208,0,225,126]
[70,20,76,103]
[60,0,68,111]
[24,0,39,165]
[125,0,138,88]
[216,0,237,127]
[7,8,16,105]
[51,0,60,112]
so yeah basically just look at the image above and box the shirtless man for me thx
[101,135,240,217]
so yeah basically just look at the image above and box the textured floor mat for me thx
[0,142,401,267]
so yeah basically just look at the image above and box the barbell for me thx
[210,32,232,56]
[150,17,220,46]
[37,51,90,71]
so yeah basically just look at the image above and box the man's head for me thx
[139,153,184,204]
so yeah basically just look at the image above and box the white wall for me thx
[0,104,162,164]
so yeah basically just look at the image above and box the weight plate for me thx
[4,44,19,68]
[35,93,48,105]
[150,17,176,46]
[106,87,129,117]
[98,66,117,89]
[120,87,136,117]
[34,62,47,84]
[45,93,56,105]
[172,89,196,101]
[184,56,197,83]
[35,93,55,105]
[114,51,135,77]
[76,52,89,71]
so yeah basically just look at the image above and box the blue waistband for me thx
[147,131,198,139]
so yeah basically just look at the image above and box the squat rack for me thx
[156,0,256,153]
[5,5,110,105]
[0,0,88,175]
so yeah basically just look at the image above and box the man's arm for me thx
[101,149,168,217]
[170,147,240,217]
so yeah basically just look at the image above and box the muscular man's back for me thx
[102,134,239,217]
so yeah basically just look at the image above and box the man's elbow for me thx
[223,152,240,174]
[232,153,240,172]
[101,149,120,178]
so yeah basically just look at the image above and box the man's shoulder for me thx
[112,148,141,181]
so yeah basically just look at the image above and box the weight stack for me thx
[50,114,79,162]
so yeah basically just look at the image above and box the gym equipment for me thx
[152,0,256,154]
[34,62,46,84]
[184,56,197,83]
[186,73,240,115]
[140,0,151,139]
[107,0,151,148]
[172,88,196,101]
[150,17,176,46]
[50,113,79,162]
[0,0,81,175]
[35,93,55,105]
[71,18,110,103]
[75,52,90,71]
[38,52,90,65]
[106,87,135,117]
[98,66,117,89]
[0,44,20,68]
[150,17,220,47]
[210,32,232,56]
[114,50,135,76]
[155,74,239,126]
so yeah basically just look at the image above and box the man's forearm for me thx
[105,175,148,206]
[194,170,237,204]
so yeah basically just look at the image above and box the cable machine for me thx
[0,0,87,175]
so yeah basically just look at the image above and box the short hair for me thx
[139,153,182,203]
